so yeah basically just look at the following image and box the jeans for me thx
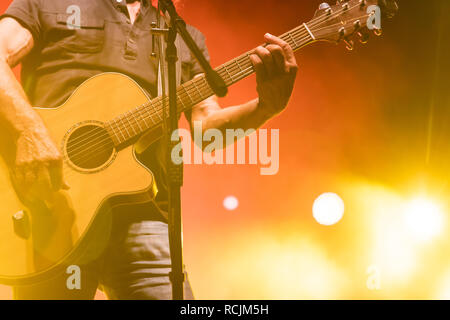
[13,202,194,300]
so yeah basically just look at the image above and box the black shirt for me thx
[2,0,209,107]
[2,0,210,216]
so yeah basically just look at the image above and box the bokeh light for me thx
[435,270,450,300]
[403,198,444,242]
[312,193,345,226]
[223,196,239,211]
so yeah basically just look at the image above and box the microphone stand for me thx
[152,0,228,300]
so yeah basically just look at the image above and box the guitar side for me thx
[0,73,158,285]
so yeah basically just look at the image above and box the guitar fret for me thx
[106,122,121,145]
[113,118,126,142]
[142,105,152,125]
[188,84,199,101]
[120,115,131,137]
[235,67,251,82]
[145,100,157,123]
[125,112,137,135]
[200,77,209,91]
[131,110,144,132]
[287,32,299,49]
[139,106,150,128]
[192,81,203,98]
[150,111,158,124]
[149,100,161,122]
[178,94,187,109]
[205,76,215,95]
[155,110,162,122]
[246,53,254,73]
[182,85,194,103]
[222,64,235,83]
[234,59,243,72]
[158,98,168,119]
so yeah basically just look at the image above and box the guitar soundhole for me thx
[66,124,115,170]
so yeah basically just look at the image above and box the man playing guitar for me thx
[0,0,298,299]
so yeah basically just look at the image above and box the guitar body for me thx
[0,73,157,285]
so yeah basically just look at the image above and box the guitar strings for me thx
[62,32,313,175]
[63,29,310,166]
[63,11,367,176]
[65,1,365,155]
[62,3,347,153]
[66,20,363,164]
[111,2,369,143]
[65,25,317,153]
[62,6,339,155]
[62,3,367,176]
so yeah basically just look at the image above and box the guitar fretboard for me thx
[105,23,314,146]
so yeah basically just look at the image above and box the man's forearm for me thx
[200,98,273,135]
[0,59,43,139]
[192,33,297,141]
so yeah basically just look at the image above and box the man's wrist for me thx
[256,98,276,122]
[11,112,45,139]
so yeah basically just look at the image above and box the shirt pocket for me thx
[47,12,105,53]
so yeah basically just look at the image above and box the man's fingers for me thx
[255,46,276,77]
[264,33,296,65]
[266,44,287,73]
[13,168,25,186]
[49,159,69,191]
[12,167,29,197]
[36,165,53,197]
[250,53,266,81]
[23,164,36,186]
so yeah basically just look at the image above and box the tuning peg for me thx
[319,2,330,10]
[373,28,382,36]
[318,2,332,16]
[338,26,346,40]
[343,39,354,51]
[358,31,370,44]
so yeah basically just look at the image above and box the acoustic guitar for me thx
[0,0,397,285]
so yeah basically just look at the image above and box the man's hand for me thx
[13,123,68,202]
[250,33,298,117]
[0,18,68,202]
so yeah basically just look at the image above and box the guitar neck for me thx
[106,23,315,146]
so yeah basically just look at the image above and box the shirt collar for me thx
[111,0,150,9]
[111,0,151,17]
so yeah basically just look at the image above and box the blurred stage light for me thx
[435,271,450,300]
[403,198,444,242]
[223,195,239,211]
[313,192,344,226]
[208,233,348,299]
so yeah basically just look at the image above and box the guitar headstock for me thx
[308,0,398,50]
